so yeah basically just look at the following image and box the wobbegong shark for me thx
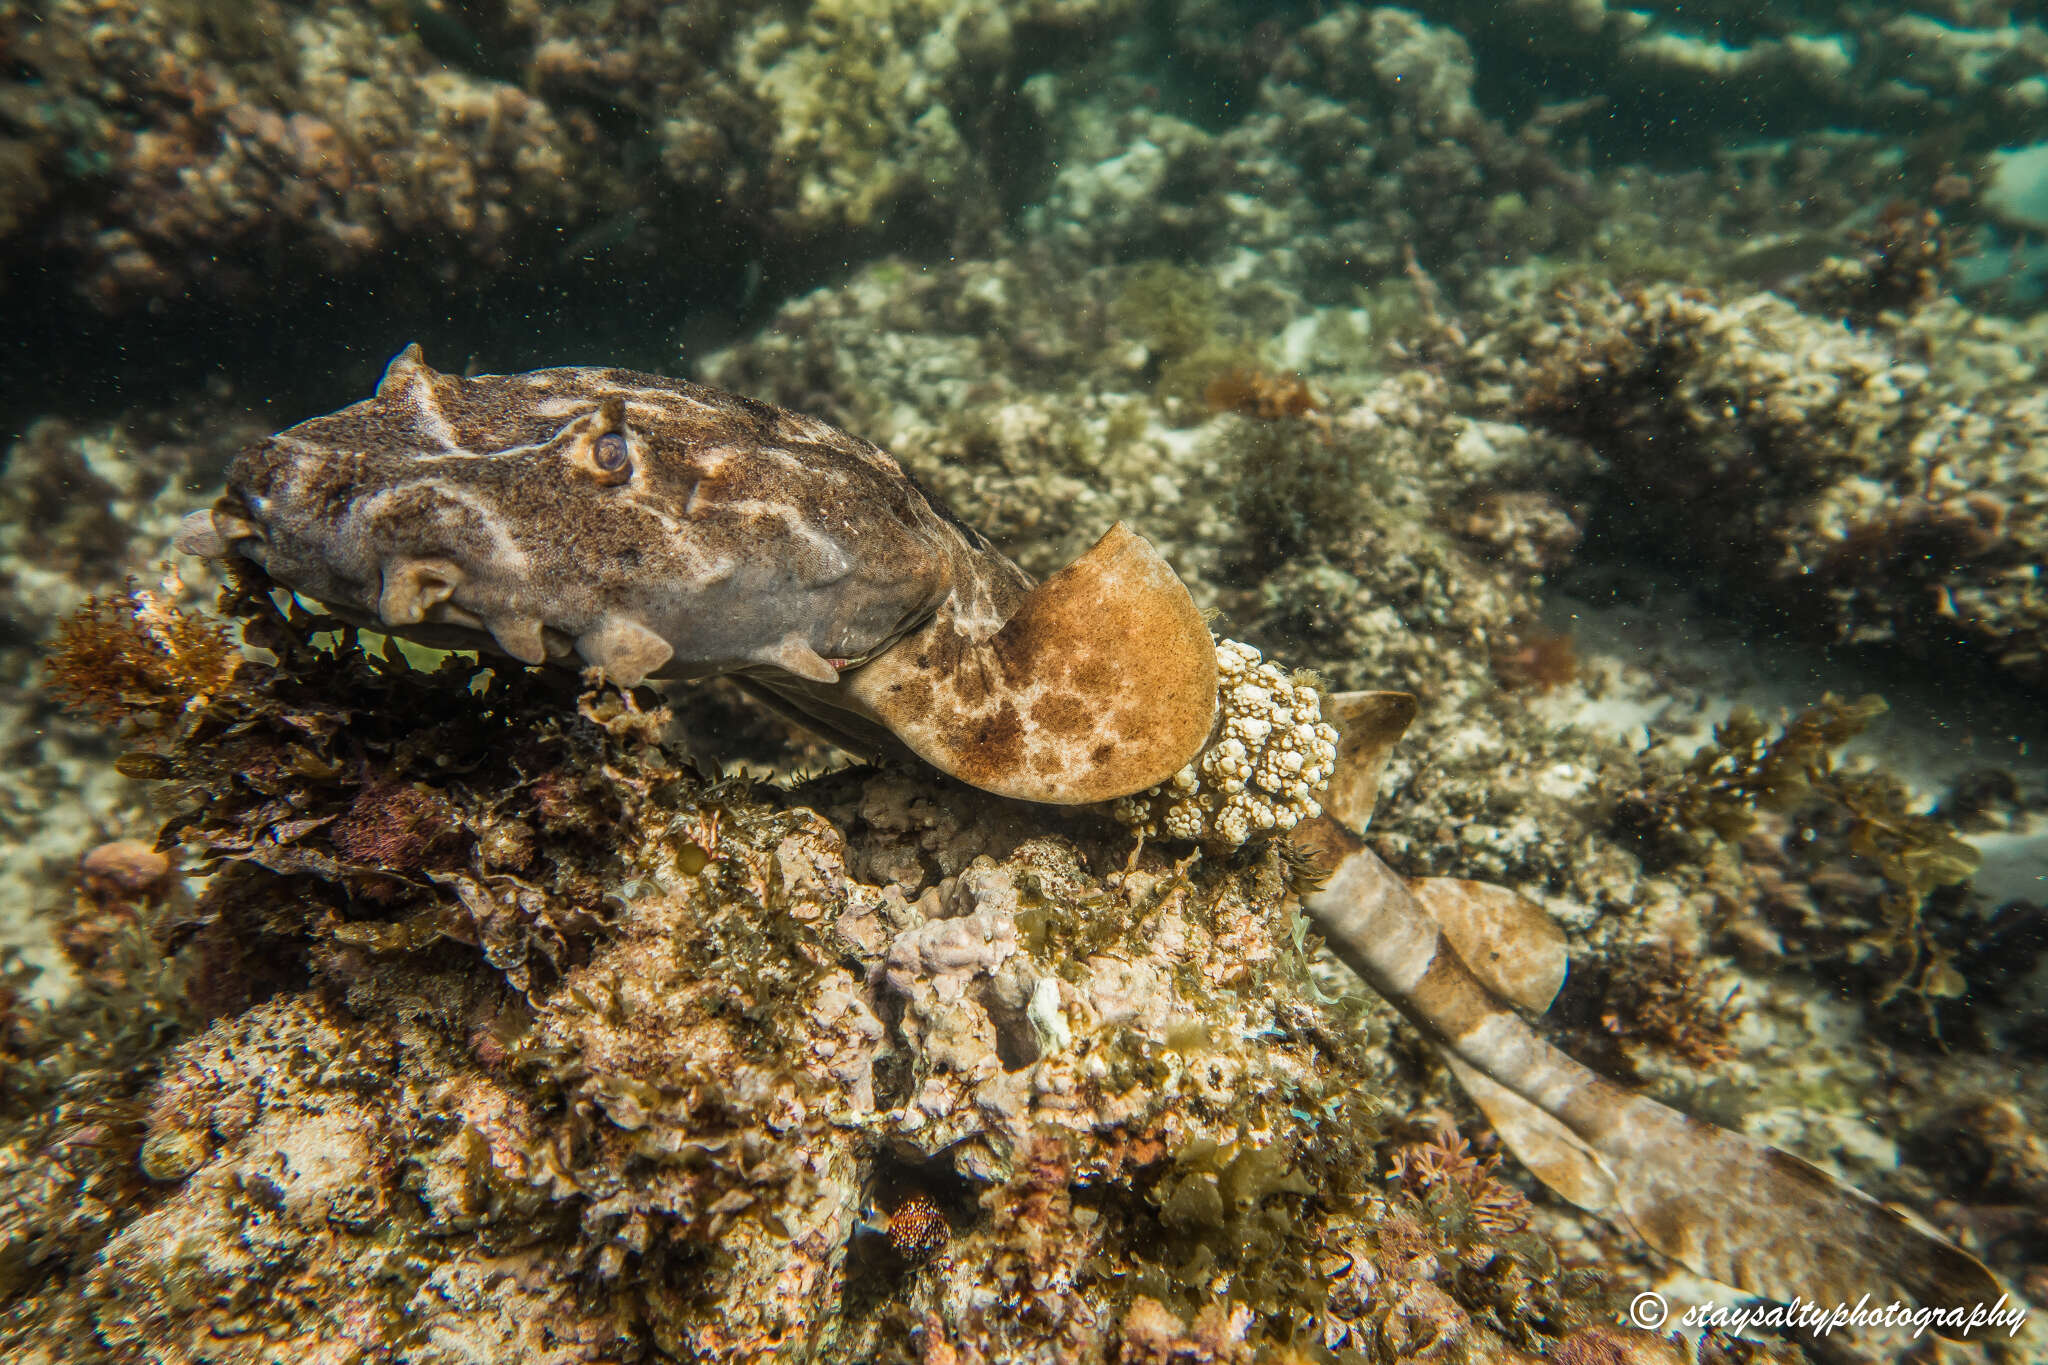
[177,346,2004,1331]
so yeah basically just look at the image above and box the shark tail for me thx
[1291,696,2005,1333]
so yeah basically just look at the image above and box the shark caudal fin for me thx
[1302,705,2007,1335]
[844,523,1218,804]
[1587,1089,2003,1320]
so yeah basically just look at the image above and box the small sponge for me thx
[1111,639,1339,848]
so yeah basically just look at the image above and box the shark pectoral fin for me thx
[845,522,1217,805]
[378,559,464,627]
[1444,1056,1621,1215]
[178,502,264,560]
[486,616,549,666]
[1408,877,1567,1014]
[1322,691,1418,834]
[575,616,674,688]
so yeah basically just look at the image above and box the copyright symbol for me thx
[1629,1291,1669,1330]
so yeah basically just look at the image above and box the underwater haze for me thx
[2,1,2046,1361]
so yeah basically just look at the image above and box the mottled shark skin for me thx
[1292,700,2005,1334]
[178,345,1217,805]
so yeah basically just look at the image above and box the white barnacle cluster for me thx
[1112,638,1339,848]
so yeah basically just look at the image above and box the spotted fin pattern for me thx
[843,524,1217,805]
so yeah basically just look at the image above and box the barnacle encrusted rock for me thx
[1112,638,1339,848]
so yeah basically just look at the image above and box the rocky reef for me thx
[1,580,1645,1362]
[0,0,1136,315]
[1462,280,2048,691]
[6,0,2044,322]
[1,0,590,312]
[1407,0,2048,154]
[4,0,2047,1359]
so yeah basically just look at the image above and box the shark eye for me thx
[594,432,630,475]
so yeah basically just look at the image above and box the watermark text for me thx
[1627,1290,2027,1340]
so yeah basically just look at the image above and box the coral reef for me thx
[701,242,2048,1330]
[2,0,590,311]
[0,410,250,631]
[1609,695,1985,1021]
[1407,0,2048,154]
[8,0,2027,323]
[0,405,257,987]
[1030,5,1620,294]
